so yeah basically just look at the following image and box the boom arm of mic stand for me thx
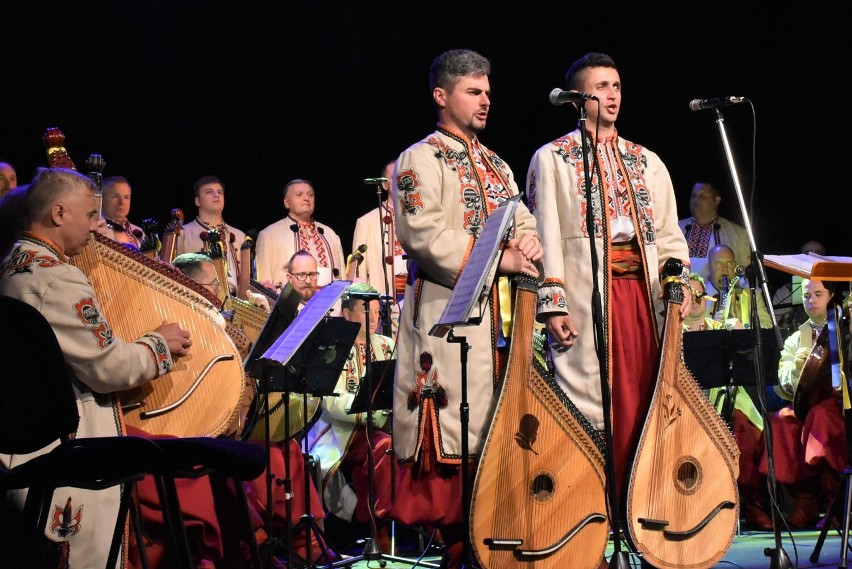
[711,107,782,348]
[709,106,792,569]
[373,182,394,336]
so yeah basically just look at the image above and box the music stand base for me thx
[287,513,341,569]
[608,551,631,569]
[810,466,852,566]
[763,546,793,569]
[317,536,441,569]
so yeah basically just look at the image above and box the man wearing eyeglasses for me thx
[159,251,329,563]
[286,249,321,303]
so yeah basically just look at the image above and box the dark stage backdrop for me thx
[3,2,850,292]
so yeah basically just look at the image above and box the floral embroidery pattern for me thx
[3,246,62,276]
[73,297,114,349]
[428,133,513,238]
[527,170,537,212]
[50,497,83,538]
[397,169,424,216]
[554,136,657,243]
[298,222,331,269]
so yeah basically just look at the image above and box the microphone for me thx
[364,177,388,185]
[688,96,746,111]
[290,222,322,233]
[734,265,746,276]
[549,88,598,106]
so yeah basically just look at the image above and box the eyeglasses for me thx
[290,272,320,282]
[199,279,221,292]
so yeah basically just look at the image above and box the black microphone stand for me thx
[575,102,630,569]
[369,179,394,337]
[321,292,435,569]
[704,104,790,569]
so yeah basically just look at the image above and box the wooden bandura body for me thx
[159,208,184,264]
[794,312,843,421]
[471,275,609,569]
[625,263,739,569]
[43,126,247,438]
[72,233,247,437]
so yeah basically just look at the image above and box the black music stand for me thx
[683,328,781,424]
[347,360,441,567]
[348,360,394,415]
[247,281,359,569]
[430,195,521,569]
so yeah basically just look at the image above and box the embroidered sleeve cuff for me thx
[138,332,174,377]
[536,278,569,323]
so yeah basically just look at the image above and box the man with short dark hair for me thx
[391,48,542,567]
[173,251,222,297]
[527,52,692,523]
[177,175,249,298]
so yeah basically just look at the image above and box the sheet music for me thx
[261,280,351,365]
[764,252,852,281]
[429,195,520,338]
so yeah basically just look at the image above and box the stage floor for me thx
[329,529,851,568]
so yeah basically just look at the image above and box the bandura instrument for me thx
[45,127,247,438]
[71,234,248,438]
[202,228,230,306]
[470,274,609,569]
[240,230,280,307]
[625,260,739,569]
[159,208,184,264]
[794,306,844,420]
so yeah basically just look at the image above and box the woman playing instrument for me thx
[759,278,847,529]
